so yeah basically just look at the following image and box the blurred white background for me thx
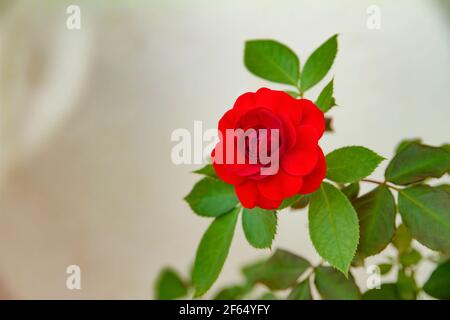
[0,0,448,299]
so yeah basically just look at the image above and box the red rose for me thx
[211,88,326,210]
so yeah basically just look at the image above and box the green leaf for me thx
[242,249,310,290]
[300,34,338,92]
[185,177,238,217]
[398,185,450,254]
[315,78,336,112]
[325,117,333,132]
[436,184,450,194]
[395,138,422,154]
[285,90,299,98]
[291,194,312,209]
[154,268,188,300]
[193,164,217,178]
[353,185,396,258]
[363,283,400,300]
[326,146,384,183]
[258,292,278,300]
[278,194,302,210]
[341,182,360,200]
[242,208,277,249]
[314,266,361,300]
[392,224,412,254]
[244,40,300,86]
[385,143,450,185]
[397,269,417,300]
[423,259,450,299]
[213,285,247,300]
[399,249,422,267]
[378,263,393,275]
[192,208,240,297]
[309,182,359,275]
[287,280,313,300]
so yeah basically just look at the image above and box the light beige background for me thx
[0,0,448,299]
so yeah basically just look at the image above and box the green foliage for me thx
[242,208,277,249]
[314,266,361,300]
[309,182,359,275]
[399,249,422,267]
[192,208,240,297]
[300,34,338,92]
[213,285,247,300]
[363,283,400,300]
[244,40,300,86]
[326,146,384,183]
[154,268,188,300]
[392,224,412,254]
[385,143,450,185]
[287,280,312,300]
[341,182,360,200]
[378,263,393,275]
[398,185,450,254]
[423,259,450,299]
[170,34,450,300]
[193,164,217,178]
[242,249,310,290]
[185,177,238,217]
[315,78,336,112]
[353,185,396,258]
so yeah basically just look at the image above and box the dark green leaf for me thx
[353,185,396,258]
[193,208,240,297]
[392,224,412,254]
[399,249,422,267]
[398,185,450,254]
[363,283,400,300]
[193,164,217,178]
[300,34,338,92]
[155,268,188,300]
[258,292,278,300]
[244,40,299,85]
[242,208,277,249]
[385,143,450,185]
[378,263,393,275]
[326,146,384,183]
[423,259,450,299]
[291,194,312,209]
[395,138,422,154]
[397,269,417,300]
[325,117,333,132]
[242,249,310,290]
[341,182,360,200]
[436,184,450,194]
[314,266,361,300]
[287,280,313,300]
[213,285,247,300]
[185,177,238,217]
[315,78,336,112]
[278,194,302,210]
[309,183,359,275]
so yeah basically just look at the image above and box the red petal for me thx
[257,169,303,201]
[235,181,258,208]
[299,99,325,138]
[232,92,257,118]
[211,147,244,184]
[281,125,319,176]
[299,147,326,194]
[256,193,282,210]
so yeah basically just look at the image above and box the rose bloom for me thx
[211,88,326,210]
